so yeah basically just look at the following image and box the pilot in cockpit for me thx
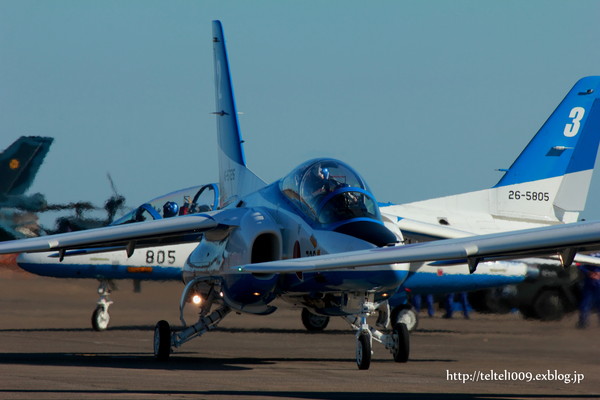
[310,165,356,200]
[163,201,179,218]
[311,166,330,195]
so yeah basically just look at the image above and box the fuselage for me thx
[182,158,407,315]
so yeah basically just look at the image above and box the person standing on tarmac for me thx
[577,259,600,328]
[443,292,471,319]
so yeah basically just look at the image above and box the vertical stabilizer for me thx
[0,136,54,196]
[492,76,600,222]
[383,77,600,237]
[212,21,265,208]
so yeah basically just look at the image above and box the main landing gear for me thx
[154,279,233,361]
[301,308,330,332]
[91,280,114,331]
[153,306,231,361]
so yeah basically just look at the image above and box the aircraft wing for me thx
[239,219,600,273]
[388,216,600,265]
[0,209,243,255]
[389,215,600,266]
[390,216,472,240]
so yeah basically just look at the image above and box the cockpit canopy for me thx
[112,184,219,225]
[279,158,382,226]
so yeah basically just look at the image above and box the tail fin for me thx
[492,76,600,222]
[212,20,265,208]
[0,136,54,196]
[383,77,600,237]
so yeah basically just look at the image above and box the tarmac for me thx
[0,263,599,400]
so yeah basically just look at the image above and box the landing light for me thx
[192,294,202,305]
[253,292,261,296]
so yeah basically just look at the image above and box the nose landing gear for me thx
[91,280,114,331]
[346,294,410,370]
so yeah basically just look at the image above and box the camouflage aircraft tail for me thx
[0,136,53,197]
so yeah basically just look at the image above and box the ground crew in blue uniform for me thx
[443,292,471,319]
[577,261,600,328]
[412,293,435,317]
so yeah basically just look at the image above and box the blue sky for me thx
[2,0,600,224]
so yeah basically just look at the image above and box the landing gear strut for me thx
[91,280,113,331]
[153,306,231,361]
[345,294,410,370]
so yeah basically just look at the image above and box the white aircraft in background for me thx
[15,183,219,330]
[3,21,600,370]
[376,75,600,323]
[382,75,600,239]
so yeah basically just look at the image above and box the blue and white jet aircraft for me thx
[14,183,219,330]
[15,39,600,333]
[3,21,600,370]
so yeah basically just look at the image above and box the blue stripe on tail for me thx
[495,77,600,187]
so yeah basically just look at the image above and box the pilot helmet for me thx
[321,167,330,180]
[163,201,179,218]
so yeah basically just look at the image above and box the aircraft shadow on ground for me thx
[0,389,595,400]
[0,352,258,371]
[0,350,458,371]
[0,325,155,333]
[0,325,457,334]
[0,326,351,334]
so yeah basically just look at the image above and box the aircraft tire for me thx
[392,305,418,332]
[154,320,171,361]
[533,290,566,321]
[518,304,538,320]
[301,308,330,332]
[356,332,372,370]
[91,306,109,331]
[392,322,410,363]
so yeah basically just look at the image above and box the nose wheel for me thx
[92,305,110,331]
[346,294,411,370]
[91,280,114,331]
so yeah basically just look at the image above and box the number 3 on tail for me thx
[564,107,585,137]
